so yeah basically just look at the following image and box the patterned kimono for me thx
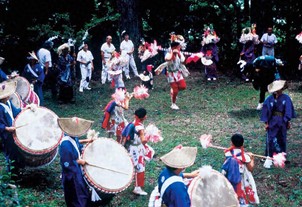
[59,135,89,207]
[0,100,24,171]
[201,43,219,79]
[261,93,296,157]
[222,148,259,205]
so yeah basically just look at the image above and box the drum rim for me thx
[13,106,63,155]
[16,76,31,101]
[82,138,135,194]
[9,92,22,109]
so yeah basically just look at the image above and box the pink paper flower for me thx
[111,88,125,102]
[199,134,212,149]
[273,152,286,168]
[133,85,150,100]
[145,124,163,143]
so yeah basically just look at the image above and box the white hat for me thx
[160,146,197,168]
[0,81,17,99]
[267,80,286,93]
[201,57,213,66]
[57,117,94,137]
[57,43,70,55]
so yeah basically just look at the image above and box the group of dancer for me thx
[0,25,301,207]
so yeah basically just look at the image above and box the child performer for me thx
[260,80,296,158]
[222,134,259,206]
[101,89,132,142]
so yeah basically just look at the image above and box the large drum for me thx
[13,106,63,167]
[15,76,31,101]
[9,92,22,109]
[188,168,239,207]
[82,138,134,203]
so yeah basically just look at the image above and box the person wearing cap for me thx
[58,117,95,207]
[22,52,45,106]
[222,134,259,206]
[260,27,277,57]
[0,81,25,173]
[57,43,75,104]
[163,41,187,110]
[77,42,94,92]
[260,80,296,158]
[0,57,9,83]
[120,32,139,79]
[158,146,198,207]
[101,35,116,84]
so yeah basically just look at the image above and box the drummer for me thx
[58,117,95,207]
[22,52,45,106]
[158,145,198,207]
[0,80,25,173]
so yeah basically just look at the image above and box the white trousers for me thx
[124,54,138,77]
[80,65,91,89]
[101,59,112,84]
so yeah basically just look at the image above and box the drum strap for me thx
[26,64,39,78]
[61,136,80,158]
[160,176,184,197]
[0,101,14,121]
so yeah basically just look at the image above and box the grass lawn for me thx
[2,69,302,207]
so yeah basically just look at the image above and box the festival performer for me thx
[157,39,187,110]
[260,80,296,159]
[0,81,25,173]
[140,64,154,90]
[77,42,94,92]
[157,145,198,207]
[22,52,45,106]
[57,43,75,104]
[58,117,95,207]
[201,25,220,81]
[239,25,259,81]
[101,35,116,84]
[260,27,278,57]
[120,31,139,79]
[101,89,132,142]
[107,52,126,90]
[128,108,149,195]
[221,134,259,206]
[295,32,302,71]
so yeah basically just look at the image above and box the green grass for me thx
[2,70,302,206]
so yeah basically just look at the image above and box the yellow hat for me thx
[57,117,94,137]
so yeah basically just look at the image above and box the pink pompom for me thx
[133,85,150,100]
[111,88,125,102]
[145,124,163,143]
[199,134,212,149]
[273,152,287,168]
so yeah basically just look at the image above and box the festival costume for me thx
[57,52,74,103]
[107,55,125,89]
[22,62,45,106]
[158,168,190,207]
[222,147,259,205]
[0,69,8,83]
[201,26,220,80]
[77,49,94,91]
[101,42,115,84]
[261,91,295,157]
[59,135,90,207]
[120,39,139,78]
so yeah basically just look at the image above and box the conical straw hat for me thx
[160,146,197,168]
[0,81,17,99]
[267,80,286,93]
[57,117,94,137]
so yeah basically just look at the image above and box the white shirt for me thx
[120,40,134,55]
[101,43,115,59]
[77,49,94,67]
[260,33,277,45]
[37,48,52,67]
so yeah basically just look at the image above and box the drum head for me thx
[9,92,22,109]
[13,107,63,154]
[16,76,30,101]
[188,169,239,207]
[82,138,134,193]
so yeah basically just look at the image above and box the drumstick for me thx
[86,162,130,175]
[15,123,28,129]
[208,145,270,159]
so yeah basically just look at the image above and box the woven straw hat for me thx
[0,57,4,65]
[0,81,17,99]
[201,57,213,66]
[267,80,286,93]
[160,146,197,168]
[57,117,94,137]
